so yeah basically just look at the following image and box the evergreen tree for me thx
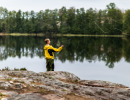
[123,10,130,35]
[0,4,127,35]
[106,3,123,35]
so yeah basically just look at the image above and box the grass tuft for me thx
[20,68,27,71]
[6,78,12,81]
[1,67,27,71]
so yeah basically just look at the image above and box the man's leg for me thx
[52,64,54,71]
[50,59,54,71]
[46,59,51,71]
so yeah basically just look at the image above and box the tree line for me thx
[0,3,130,35]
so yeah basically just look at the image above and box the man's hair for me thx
[45,38,49,44]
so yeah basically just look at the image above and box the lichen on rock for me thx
[0,71,129,100]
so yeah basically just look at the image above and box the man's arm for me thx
[50,45,64,52]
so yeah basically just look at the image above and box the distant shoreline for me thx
[0,33,129,37]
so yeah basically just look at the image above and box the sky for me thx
[0,0,129,12]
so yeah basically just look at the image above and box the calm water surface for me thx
[0,36,130,87]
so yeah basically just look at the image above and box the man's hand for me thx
[61,45,64,47]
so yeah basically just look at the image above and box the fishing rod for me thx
[93,21,124,34]
[58,39,71,47]
[53,38,71,47]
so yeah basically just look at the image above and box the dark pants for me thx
[46,59,54,71]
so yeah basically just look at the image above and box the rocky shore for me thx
[0,70,129,100]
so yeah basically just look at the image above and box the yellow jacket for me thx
[44,45,63,59]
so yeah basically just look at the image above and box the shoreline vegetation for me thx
[0,3,130,36]
[0,33,129,37]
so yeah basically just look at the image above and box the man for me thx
[44,38,64,71]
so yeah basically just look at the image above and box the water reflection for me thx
[0,36,130,68]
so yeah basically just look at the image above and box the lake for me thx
[0,36,130,87]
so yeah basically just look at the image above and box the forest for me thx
[0,3,130,35]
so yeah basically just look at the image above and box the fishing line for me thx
[55,38,71,47]
[53,20,124,46]
[93,21,123,33]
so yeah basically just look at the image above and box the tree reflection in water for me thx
[0,36,129,68]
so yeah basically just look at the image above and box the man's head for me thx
[45,38,50,45]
